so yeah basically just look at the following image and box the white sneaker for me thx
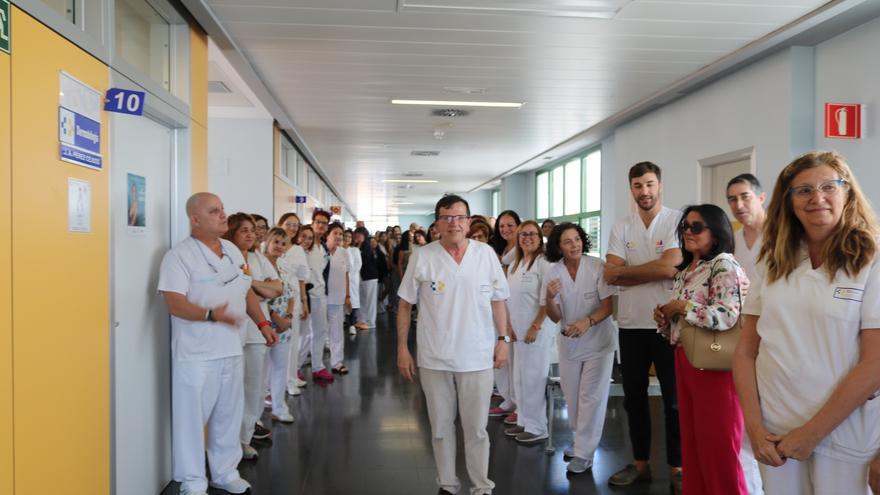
[287,386,302,396]
[210,476,251,494]
[272,412,295,423]
[179,487,208,495]
[241,443,258,460]
[567,456,592,474]
[296,378,307,387]
[349,325,357,335]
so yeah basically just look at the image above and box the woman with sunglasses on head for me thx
[502,221,555,444]
[222,213,281,460]
[325,222,352,375]
[654,205,748,494]
[543,222,616,474]
[733,152,880,494]
[261,228,298,422]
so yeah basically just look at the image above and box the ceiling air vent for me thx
[431,108,469,118]
[410,151,440,157]
[208,81,232,93]
[403,171,424,177]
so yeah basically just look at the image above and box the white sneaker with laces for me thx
[272,412,295,423]
[210,476,251,494]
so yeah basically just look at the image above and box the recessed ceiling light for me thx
[390,202,415,205]
[383,179,439,184]
[391,99,524,108]
[443,86,487,95]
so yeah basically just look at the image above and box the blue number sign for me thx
[104,88,146,116]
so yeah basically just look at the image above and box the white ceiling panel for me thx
[205,0,830,218]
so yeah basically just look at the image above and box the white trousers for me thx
[298,315,311,370]
[172,356,243,492]
[421,367,495,495]
[741,434,764,495]
[309,296,329,371]
[758,452,870,495]
[280,299,302,392]
[512,341,551,435]
[494,348,516,411]
[240,343,267,444]
[558,351,614,461]
[267,331,292,416]
[358,279,378,326]
[327,303,345,368]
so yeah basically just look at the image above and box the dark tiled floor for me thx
[167,312,677,494]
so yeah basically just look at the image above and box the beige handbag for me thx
[679,261,743,371]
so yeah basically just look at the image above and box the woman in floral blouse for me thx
[654,203,748,494]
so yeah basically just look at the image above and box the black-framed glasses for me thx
[679,221,709,235]
[518,232,540,238]
[788,179,848,200]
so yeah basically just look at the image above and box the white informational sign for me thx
[59,72,103,170]
[127,173,146,235]
[68,178,91,233]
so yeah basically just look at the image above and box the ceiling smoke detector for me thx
[410,150,440,157]
[431,108,469,118]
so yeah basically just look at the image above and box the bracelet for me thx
[206,309,214,322]
[257,320,272,330]
[588,316,596,327]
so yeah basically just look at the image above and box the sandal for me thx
[332,365,349,375]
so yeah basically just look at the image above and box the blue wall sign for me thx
[295,195,307,204]
[59,106,102,170]
[104,88,146,116]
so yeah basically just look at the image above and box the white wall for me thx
[208,117,274,219]
[815,16,880,208]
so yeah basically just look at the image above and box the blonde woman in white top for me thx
[503,220,555,444]
[733,151,880,494]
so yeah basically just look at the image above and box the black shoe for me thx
[437,490,455,495]
[252,422,271,440]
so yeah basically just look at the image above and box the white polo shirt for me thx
[306,243,328,299]
[542,255,617,361]
[243,251,279,345]
[507,254,555,348]
[744,248,880,463]
[326,247,351,305]
[607,206,681,329]
[398,240,510,372]
[158,237,252,362]
[733,229,761,286]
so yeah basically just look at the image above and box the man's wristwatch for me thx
[497,335,512,343]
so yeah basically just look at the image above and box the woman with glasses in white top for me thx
[734,151,880,494]
[222,213,280,460]
[325,222,352,375]
[503,221,555,444]
[543,222,617,474]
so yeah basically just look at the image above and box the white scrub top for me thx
[243,251,279,345]
[280,244,311,289]
[733,228,761,286]
[305,244,328,299]
[326,247,351,305]
[507,254,555,348]
[607,206,681,328]
[542,255,617,362]
[744,249,880,463]
[398,240,510,372]
[158,237,252,362]
[501,247,516,267]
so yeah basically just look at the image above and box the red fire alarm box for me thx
[825,103,861,139]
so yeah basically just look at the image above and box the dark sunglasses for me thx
[679,221,709,235]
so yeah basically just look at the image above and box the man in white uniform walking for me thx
[604,162,683,489]
[726,173,766,495]
[158,192,274,495]
[397,194,512,495]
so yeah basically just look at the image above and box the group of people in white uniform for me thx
[159,148,880,495]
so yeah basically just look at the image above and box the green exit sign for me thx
[0,0,9,54]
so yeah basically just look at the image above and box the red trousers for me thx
[675,346,748,495]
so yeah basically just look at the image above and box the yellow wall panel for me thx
[191,121,207,192]
[274,177,295,222]
[190,27,207,128]
[10,9,109,495]
[0,48,13,495]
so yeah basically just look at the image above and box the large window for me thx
[535,147,602,255]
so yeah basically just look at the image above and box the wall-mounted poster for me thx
[127,173,145,234]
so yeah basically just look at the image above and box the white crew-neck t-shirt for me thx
[398,240,510,372]
[607,206,682,329]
